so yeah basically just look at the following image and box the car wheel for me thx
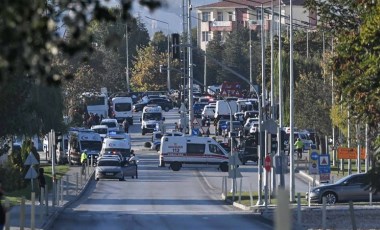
[322,192,337,205]
[241,159,246,165]
[170,162,181,171]
[155,144,160,151]
[164,106,170,112]
[220,163,229,172]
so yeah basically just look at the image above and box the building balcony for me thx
[209,21,237,32]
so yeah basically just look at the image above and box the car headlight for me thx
[312,188,320,193]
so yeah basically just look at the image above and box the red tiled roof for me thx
[197,0,279,9]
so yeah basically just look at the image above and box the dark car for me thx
[238,137,258,165]
[133,98,173,112]
[307,173,380,205]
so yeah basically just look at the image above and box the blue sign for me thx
[192,128,201,136]
[310,151,319,161]
[318,154,331,174]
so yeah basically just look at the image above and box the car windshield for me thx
[81,141,102,151]
[93,128,108,134]
[101,122,117,128]
[143,113,162,121]
[98,160,120,167]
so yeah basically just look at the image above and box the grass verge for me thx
[4,164,70,206]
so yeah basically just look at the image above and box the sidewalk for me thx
[6,156,94,230]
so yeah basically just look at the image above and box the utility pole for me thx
[289,0,295,202]
[187,0,194,135]
[278,0,285,188]
[125,24,130,93]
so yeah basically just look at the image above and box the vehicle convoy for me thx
[306,173,380,205]
[111,96,133,124]
[67,128,102,165]
[159,136,229,172]
[133,98,173,112]
[140,105,165,135]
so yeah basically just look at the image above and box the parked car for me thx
[306,173,380,205]
[95,156,124,181]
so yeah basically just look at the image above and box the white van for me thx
[159,136,229,172]
[100,118,120,132]
[67,128,102,165]
[112,97,133,124]
[214,100,238,120]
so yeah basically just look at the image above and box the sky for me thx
[108,0,218,36]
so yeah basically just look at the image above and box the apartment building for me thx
[196,0,317,50]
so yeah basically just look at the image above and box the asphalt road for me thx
[48,109,273,230]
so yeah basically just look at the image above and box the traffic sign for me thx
[264,155,271,172]
[24,167,38,179]
[310,151,319,161]
[24,152,39,166]
[337,147,366,159]
[320,173,330,182]
[318,154,331,174]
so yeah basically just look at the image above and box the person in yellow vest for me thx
[81,150,88,175]
[294,138,304,159]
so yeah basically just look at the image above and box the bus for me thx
[82,92,108,118]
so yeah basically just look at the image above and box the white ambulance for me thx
[140,105,165,135]
[101,133,132,163]
[159,136,229,172]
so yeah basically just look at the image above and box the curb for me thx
[41,171,95,230]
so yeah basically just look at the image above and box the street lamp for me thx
[146,16,171,91]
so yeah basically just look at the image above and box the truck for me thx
[214,100,238,120]
[67,128,102,165]
[111,96,133,124]
[159,136,229,172]
[140,105,165,135]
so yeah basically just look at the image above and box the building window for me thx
[217,12,223,21]
[202,31,210,42]
[202,12,210,22]
[256,9,262,21]
[228,12,233,21]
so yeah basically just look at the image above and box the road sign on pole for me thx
[264,155,271,172]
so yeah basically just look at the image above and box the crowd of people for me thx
[82,112,103,129]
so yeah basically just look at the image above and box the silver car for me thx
[307,173,379,205]
[95,157,124,181]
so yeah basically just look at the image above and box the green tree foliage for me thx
[131,45,168,91]
[305,0,380,192]
[151,31,168,54]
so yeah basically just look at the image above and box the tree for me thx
[151,31,168,54]
[130,45,168,91]
[305,0,380,192]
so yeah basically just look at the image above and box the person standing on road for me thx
[129,150,139,179]
[122,119,129,133]
[37,168,46,204]
[294,138,304,159]
[81,150,88,175]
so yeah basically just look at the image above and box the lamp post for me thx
[125,24,130,93]
[146,16,171,91]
